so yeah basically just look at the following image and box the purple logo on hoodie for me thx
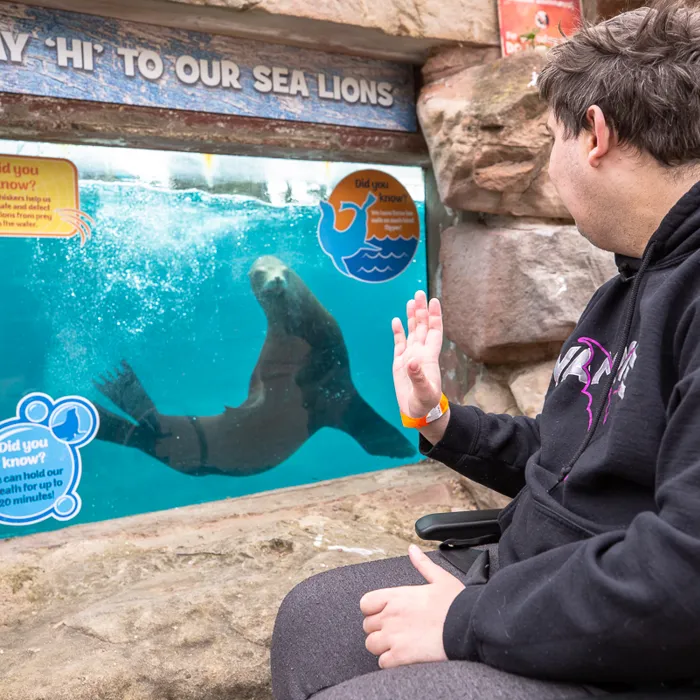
[554,339,638,430]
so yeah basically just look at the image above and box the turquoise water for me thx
[0,172,426,538]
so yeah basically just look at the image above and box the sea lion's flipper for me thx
[93,360,158,430]
[93,403,157,455]
[337,393,416,458]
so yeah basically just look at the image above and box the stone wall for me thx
[420,48,618,415]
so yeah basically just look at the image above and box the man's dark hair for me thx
[538,1,700,166]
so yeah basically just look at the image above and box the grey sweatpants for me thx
[270,548,606,700]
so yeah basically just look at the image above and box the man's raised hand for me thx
[392,290,444,419]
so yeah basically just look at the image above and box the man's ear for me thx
[586,105,613,168]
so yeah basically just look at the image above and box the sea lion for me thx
[92,255,415,477]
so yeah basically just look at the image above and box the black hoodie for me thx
[421,184,700,685]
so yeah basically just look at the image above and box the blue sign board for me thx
[0,3,417,132]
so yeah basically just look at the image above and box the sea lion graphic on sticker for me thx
[0,394,99,527]
[317,169,420,283]
[318,193,381,275]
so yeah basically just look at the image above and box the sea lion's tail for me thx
[92,360,161,453]
[340,393,416,459]
[93,360,158,428]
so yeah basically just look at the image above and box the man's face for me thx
[546,112,609,250]
[547,113,585,225]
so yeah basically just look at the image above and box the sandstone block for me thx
[463,369,521,415]
[509,360,556,417]
[166,0,500,50]
[419,51,569,219]
[440,217,618,364]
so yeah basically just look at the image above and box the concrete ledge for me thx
[0,461,507,700]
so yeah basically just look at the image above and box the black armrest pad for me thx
[415,509,502,543]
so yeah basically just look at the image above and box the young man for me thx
[270,3,700,698]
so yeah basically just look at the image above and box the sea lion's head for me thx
[248,255,318,335]
[249,256,310,333]
[248,254,342,346]
[249,255,291,302]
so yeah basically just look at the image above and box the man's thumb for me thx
[408,544,444,584]
[408,359,428,385]
[407,360,438,405]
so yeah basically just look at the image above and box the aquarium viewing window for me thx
[0,139,427,537]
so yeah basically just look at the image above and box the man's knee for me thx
[273,567,352,651]
[273,573,319,649]
[271,568,359,700]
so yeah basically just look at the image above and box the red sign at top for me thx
[497,0,583,57]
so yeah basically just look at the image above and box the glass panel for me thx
[0,140,426,537]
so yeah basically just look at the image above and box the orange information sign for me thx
[327,170,419,243]
[497,0,582,57]
[0,155,93,245]
[318,169,420,283]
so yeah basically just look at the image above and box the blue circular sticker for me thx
[318,169,420,283]
[0,393,99,526]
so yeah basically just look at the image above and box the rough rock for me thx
[597,0,647,19]
[422,45,501,83]
[463,368,521,416]
[418,51,570,219]
[439,337,480,404]
[0,462,505,700]
[440,217,618,364]
[457,477,511,511]
[509,360,556,417]
[166,0,500,47]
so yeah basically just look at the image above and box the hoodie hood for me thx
[615,181,700,278]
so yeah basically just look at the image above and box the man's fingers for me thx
[406,299,416,341]
[408,544,447,585]
[378,651,397,669]
[392,317,407,358]
[428,297,443,331]
[414,290,429,344]
[362,613,383,635]
[360,590,389,617]
[365,631,390,657]
[426,297,444,354]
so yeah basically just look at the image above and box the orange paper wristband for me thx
[400,394,449,429]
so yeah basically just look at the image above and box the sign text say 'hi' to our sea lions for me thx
[0,4,416,132]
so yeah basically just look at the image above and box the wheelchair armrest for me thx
[415,509,502,543]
